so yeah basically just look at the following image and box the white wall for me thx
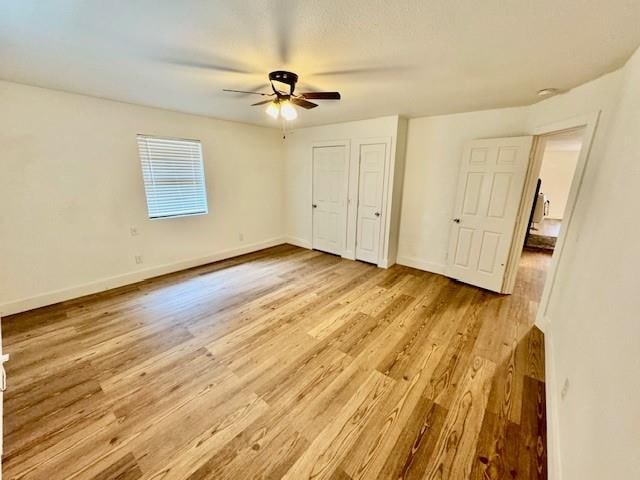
[397,107,529,273]
[538,149,580,219]
[283,116,400,263]
[396,67,624,277]
[534,48,640,480]
[391,63,631,479]
[0,81,285,315]
[3,48,640,479]
[282,59,638,479]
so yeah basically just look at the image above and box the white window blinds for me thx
[137,135,208,219]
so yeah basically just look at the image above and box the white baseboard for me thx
[285,236,312,249]
[541,320,562,480]
[284,238,394,269]
[0,237,286,316]
[396,255,447,275]
[535,314,551,333]
[377,257,394,269]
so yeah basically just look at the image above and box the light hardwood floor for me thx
[2,245,550,480]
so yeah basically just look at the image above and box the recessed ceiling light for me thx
[538,88,559,97]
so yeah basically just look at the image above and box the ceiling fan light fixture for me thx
[265,101,280,119]
[280,101,298,121]
[223,71,340,122]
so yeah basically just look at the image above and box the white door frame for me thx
[310,140,350,256]
[502,111,600,322]
[0,316,7,474]
[346,137,392,266]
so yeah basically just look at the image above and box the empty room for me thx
[1,1,639,479]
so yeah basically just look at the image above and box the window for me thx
[137,135,208,219]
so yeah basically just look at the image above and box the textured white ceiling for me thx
[1,0,640,127]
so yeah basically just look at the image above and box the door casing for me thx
[309,137,393,267]
[503,112,600,310]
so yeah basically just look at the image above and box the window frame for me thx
[137,134,209,220]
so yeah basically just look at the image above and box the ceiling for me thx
[2,1,640,128]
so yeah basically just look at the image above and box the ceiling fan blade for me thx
[291,98,318,109]
[312,66,409,77]
[273,0,295,64]
[223,89,273,96]
[251,100,274,106]
[300,92,341,100]
[157,50,255,74]
[168,60,252,74]
[231,83,271,97]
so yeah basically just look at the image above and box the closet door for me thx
[355,143,387,264]
[312,144,348,255]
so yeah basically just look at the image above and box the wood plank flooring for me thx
[2,245,550,480]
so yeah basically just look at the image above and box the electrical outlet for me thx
[130,226,138,236]
[239,233,244,241]
[135,255,143,265]
[561,378,570,400]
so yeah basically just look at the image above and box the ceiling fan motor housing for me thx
[269,70,298,94]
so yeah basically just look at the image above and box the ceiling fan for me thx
[223,70,341,121]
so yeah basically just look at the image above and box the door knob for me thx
[453,218,461,223]
[374,212,381,217]
[312,204,317,208]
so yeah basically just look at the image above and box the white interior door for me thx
[312,144,348,255]
[355,143,386,264]
[446,136,534,292]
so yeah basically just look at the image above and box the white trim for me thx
[535,315,551,334]
[502,112,600,300]
[534,112,600,323]
[542,322,563,480]
[380,135,397,268]
[530,112,598,135]
[376,259,392,269]
[396,255,447,275]
[285,236,312,249]
[0,237,286,316]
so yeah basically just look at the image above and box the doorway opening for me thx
[445,112,598,303]
[506,128,587,318]
[503,111,598,320]
[524,128,585,253]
